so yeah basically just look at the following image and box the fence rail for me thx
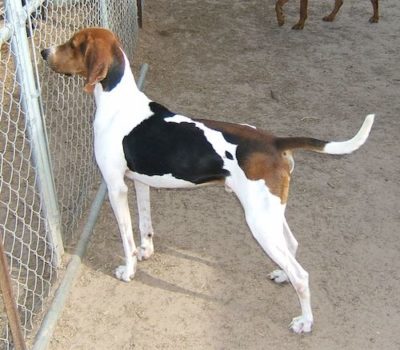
[0,0,139,348]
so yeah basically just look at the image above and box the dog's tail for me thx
[275,114,374,155]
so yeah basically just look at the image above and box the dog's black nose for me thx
[41,48,50,60]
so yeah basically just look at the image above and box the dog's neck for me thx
[93,50,150,122]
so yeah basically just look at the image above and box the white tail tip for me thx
[323,114,375,155]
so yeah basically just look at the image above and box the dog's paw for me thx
[269,269,289,284]
[137,243,154,261]
[322,14,335,22]
[292,20,304,30]
[115,263,136,282]
[369,15,379,23]
[289,316,313,334]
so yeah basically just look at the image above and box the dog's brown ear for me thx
[83,38,112,93]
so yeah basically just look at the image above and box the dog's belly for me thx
[126,170,201,188]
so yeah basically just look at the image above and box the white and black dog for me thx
[41,28,374,333]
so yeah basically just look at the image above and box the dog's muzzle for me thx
[40,48,50,61]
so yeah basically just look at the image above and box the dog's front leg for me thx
[134,180,155,261]
[108,181,138,282]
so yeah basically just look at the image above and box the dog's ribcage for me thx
[122,102,239,188]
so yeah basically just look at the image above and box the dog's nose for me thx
[40,48,50,60]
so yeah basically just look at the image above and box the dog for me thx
[275,0,379,29]
[41,28,374,333]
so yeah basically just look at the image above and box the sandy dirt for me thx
[49,0,400,349]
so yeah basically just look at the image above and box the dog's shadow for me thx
[135,246,220,302]
[135,270,218,303]
[162,246,217,268]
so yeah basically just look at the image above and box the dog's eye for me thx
[78,42,87,54]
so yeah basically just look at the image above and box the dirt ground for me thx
[49,0,400,349]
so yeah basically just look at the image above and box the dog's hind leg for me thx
[370,0,379,23]
[269,216,298,284]
[283,216,298,256]
[234,181,313,333]
[134,180,155,261]
[323,0,344,22]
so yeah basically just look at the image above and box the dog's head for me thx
[41,27,124,93]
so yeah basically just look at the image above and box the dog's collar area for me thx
[100,53,125,92]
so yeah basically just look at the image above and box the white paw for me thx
[115,262,136,282]
[137,241,154,261]
[224,184,233,193]
[289,316,313,333]
[269,269,289,284]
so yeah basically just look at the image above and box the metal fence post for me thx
[32,63,149,350]
[6,0,64,266]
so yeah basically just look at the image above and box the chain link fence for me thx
[0,0,139,348]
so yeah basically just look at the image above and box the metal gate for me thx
[0,1,139,348]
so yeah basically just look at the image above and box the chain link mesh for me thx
[0,1,138,348]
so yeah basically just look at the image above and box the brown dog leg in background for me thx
[275,0,379,30]
[292,0,308,30]
[323,0,379,23]
[369,0,379,23]
[275,0,289,27]
[323,0,343,22]
[275,0,308,30]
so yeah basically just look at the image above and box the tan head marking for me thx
[42,28,123,93]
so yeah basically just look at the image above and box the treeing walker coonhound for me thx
[276,0,379,30]
[41,28,374,333]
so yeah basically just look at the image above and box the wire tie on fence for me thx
[31,89,41,99]
[0,24,14,45]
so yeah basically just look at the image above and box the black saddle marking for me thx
[123,102,230,184]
